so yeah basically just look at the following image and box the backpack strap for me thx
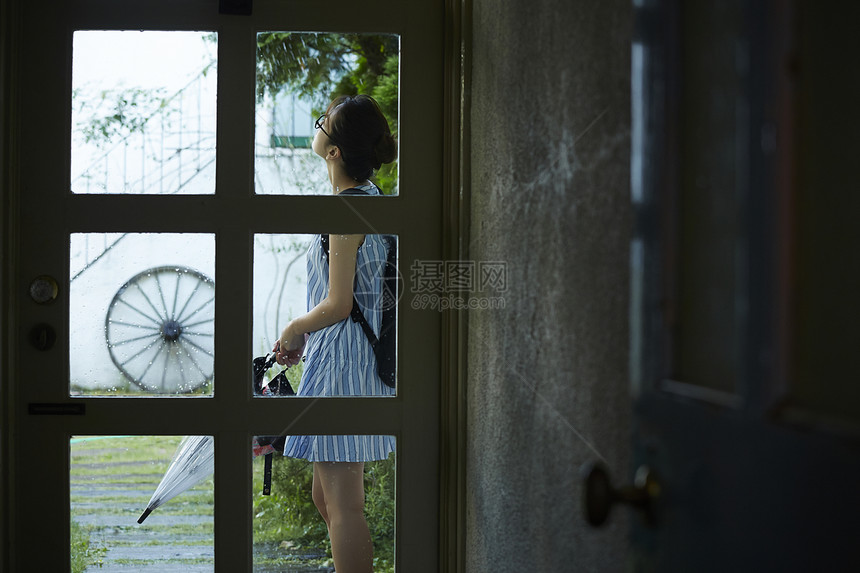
[350,299,379,346]
[322,186,381,348]
[322,185,396,387]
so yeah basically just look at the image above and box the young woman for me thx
[273,94,397,573]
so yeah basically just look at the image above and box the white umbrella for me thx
[137,356,291,522]
[138,435,214,523]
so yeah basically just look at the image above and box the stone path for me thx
[70,439,331,572]
[70,458,216,572]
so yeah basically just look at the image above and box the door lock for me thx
[29,323,57,351]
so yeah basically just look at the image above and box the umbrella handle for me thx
[263,453,273,495]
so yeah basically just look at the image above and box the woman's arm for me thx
[275,234,364,364]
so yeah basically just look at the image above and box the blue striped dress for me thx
[282,183,396,463]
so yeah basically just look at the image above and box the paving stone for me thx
[74,513,213,527]
[105,533,213,544]
[103,544,214,560]
[93,565,214,573]
[71,489,157,498]
[72,455,329,572]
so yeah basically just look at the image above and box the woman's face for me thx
[312,114,334,159]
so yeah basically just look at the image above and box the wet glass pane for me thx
[254,32,399,195]
[252,436,395,572]
[70,233,215,396]
[253,233,399,397]
[71,31,217,195]
[70,435,214,571]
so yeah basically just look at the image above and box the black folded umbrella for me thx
[253,353,276,394]
[253,353,296,396]
[252,353,296,495]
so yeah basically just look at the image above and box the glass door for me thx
[9,0,446,571]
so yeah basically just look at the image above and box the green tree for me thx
[256,32,400,193]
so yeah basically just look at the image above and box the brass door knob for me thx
[582,461,660,527]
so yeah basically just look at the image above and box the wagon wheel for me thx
[105,266,215,393]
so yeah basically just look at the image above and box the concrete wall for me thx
[465,1,633,571]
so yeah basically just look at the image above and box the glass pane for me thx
[70,233,215,396]
[253,233,398,397]
[71,31,217,195]
[70,435,214,571]
[252,436,395,572]
[254,32,399,195]
[674,1,742,394]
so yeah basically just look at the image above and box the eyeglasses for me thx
[315,114,336,143]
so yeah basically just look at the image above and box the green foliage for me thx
[253,456,330,559]
[70,520,107,573]
[74,86,170,147]
[73,60,216,150]
[284,360,304,393]
[365,457,397,572]
[255,33,397,114]
[256,32,400,194]
[70,520,88,573]
[253,453,396,572]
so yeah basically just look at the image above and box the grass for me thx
[70,435,214,570]
[71,472,170,485]
[70,434,184,462]
[92,522,214,537]
[110,558,213,566]
[70,492,213,505]
[106,537,214,547]
[70,520,107,573]
[70,378,214,397]
[72,503,212,517]
[71,469,167,480]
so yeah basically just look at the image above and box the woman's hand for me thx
[274,322,306,366]
[270,234,362,367]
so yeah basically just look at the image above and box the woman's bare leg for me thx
[314,461,372,573]
[312,463,331,529]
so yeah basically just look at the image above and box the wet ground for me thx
[70,443,331,572]
[71,464,215,572]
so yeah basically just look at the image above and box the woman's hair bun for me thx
[327,94,397,180]
[374,133,397,167]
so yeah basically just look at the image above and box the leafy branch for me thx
[73,86,171,146]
